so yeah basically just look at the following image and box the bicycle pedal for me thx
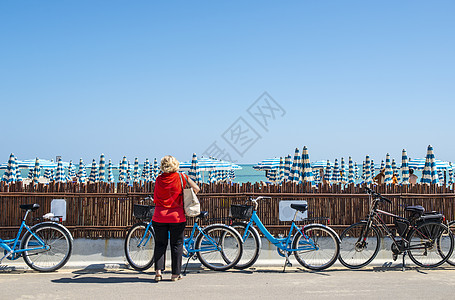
[286,262,292,267]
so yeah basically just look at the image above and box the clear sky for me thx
[1,1,454,165]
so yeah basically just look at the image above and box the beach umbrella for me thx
[380,160,385,170]
[302,146,315,186]
[55,157,66,183]
[331,159,340,184]
[355,162,360,181]
[340,157,347,184]
[99,154,106,182]
[253,157,280,171]
[276,157,284,184]
[284,155,292,181]
[152,158,159,181]
[15,157,22,182]
[133,158,140,183]
[107,159,114,183]
[27,167,34,180]
[401,149,410,184]
[348,157,355,184]
[142,158,150,182]
[119,157,127,182]
[77,159,86,183]
[188,153,201,183]
[421,145,439,184]
[126,161,132,183]
[438,169,444,185]
[3,153,17,183]
[67,160,76,181]
[384,154,393,184]
[88,159,98,183]
[267,169,277,183]
[370,159,375,180]
[361,161,365,181]
[44,168,52,180]
[391,159,400,182]
[229,169,236,182]
[208,170,215,183]
[324,160,332,183]
[289,148,301,183]
[32,158,40,184]
[448,166,453,185]
[364,156,372,185]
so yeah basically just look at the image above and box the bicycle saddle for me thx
[197,211,209,219]
[290,203,308,212]
[20,203,40,211]
[405,205,425,214]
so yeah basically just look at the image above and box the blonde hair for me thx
[160,155,180,173]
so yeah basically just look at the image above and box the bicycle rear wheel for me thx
[292,224,340,271]
[196,225,243,271]
[124,222,155,271]
[445,221,455,266]
[231,222,261,270]
[338,222,381,269]
[408,221,454,268]
[21,223,72,272]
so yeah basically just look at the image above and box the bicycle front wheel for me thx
[231,222,261,270]
[292,224,340,271]
[408,221,454,268]
[338,222,381,269]
[196,225,243,271]
[124,222,155,271]
[446,221,455,266]
[21,223,72,272]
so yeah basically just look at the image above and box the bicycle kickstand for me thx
[282,252,292,273]
[0,251,12,264]
[182,254,192,275]
[401,251,406,272]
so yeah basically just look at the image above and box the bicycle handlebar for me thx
[365,187,392,204]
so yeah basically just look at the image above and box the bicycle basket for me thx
[230,204,253,219]
[133,204,155,219]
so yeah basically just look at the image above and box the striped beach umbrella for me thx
[421,145,439,184]
[277,157,284,184]
[88,159,98,183]
[355,162,360,181]
[391,159,400,182]
[208,170,215,183]
[332,159,340,184]
[67,160,76,181]
[152,158,159,182]
[438,168,444,185]
[133,158,140,183]
[384,154,393,184]
[284,155,292,181]
[364,156,372,185]
[324,160,332,183]
[401,149,410,184]
[142,158,150,182]
[15,157,22,182]
[3,153,17,183]
[119,157,127,182]
[188,153,201,183]
[370,159,375,180]
[302,146,315,186]
[44,168,52,180]
[126,160,132,183]
[107,159,114,183]
[27,167,34,180]
[55,158,66,183]
[289,148,301,183]
[32,158,41,184]
[348,157,355,184]
[340,157,347,184]
[380,160,385,170]
[448,166,454,185]
[77,159,86,183]
[99,154,106,182]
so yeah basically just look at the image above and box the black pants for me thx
[152,221,186,275]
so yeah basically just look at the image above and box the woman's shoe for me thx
[171,275,183,281]
[154,275,162,282]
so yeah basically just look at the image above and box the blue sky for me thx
[1,1,454,165]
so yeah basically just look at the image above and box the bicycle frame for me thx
[242,210,318,253]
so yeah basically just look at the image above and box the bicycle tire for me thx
[231,222,261,270]
[124,222,155,271]
[446,221,455,266]
[292,224,340,271]
[21,223,72,272]
[338,222,381,269]
[196,224,243,271]
[407,221,454,268]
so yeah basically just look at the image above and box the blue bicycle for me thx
[124,203,243,271]
[230,196,340,271]
[0,203,73,272]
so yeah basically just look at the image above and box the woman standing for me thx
[152,155,200,282]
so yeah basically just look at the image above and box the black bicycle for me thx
[338,187,454,269]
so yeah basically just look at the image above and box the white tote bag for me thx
[179,173,200,217]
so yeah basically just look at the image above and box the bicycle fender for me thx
[302,223,341,244]
[29,222,74,241]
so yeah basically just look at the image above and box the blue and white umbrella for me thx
[32,158,41,184]
[340,157,347,184]
[289,148,301,183]
[27,167,34,180]
[438,168,444,185]
[152,158,159,182]
[302,146,314,186]
[253,157,280,171]
[88,159,98,183]
[332,159,340,184]
[15,157,22,182]
[384,154,393,184]
[448,166,454,185]
[380,160,385,170]
[421,145,439,184]
[55,158,66,183]
[364,156,372,185]
[284,155,292,181]
[355,162,360,181]
[401,149,410,184]
[133,158,140,183]
[188,153,201,183]
[67,160,76,181]
[44,168,52,180]
[348,157,355,184]
[119,157,127,183]
[77,158,87,183]
[99,154,106,182]
[208,170,215,183]
[324,160,332,183]
[392,159,399,182]
[107,159,114,183]
[370,159,375,180]
[126,160,132,183]
[3,153,17,183]
[142,158,150,182]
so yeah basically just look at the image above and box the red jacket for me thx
[152,172,187,223]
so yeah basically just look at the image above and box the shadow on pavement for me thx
[51,276,155,284]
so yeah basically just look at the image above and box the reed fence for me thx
[0,181,454,238]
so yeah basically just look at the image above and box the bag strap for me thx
[178,173,184,195]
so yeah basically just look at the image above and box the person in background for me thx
[409,168,418,184]
[374,168,386,185]
[152,155,200,282]
[392,172,398,184]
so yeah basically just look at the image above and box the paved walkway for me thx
[1,265,455,299]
